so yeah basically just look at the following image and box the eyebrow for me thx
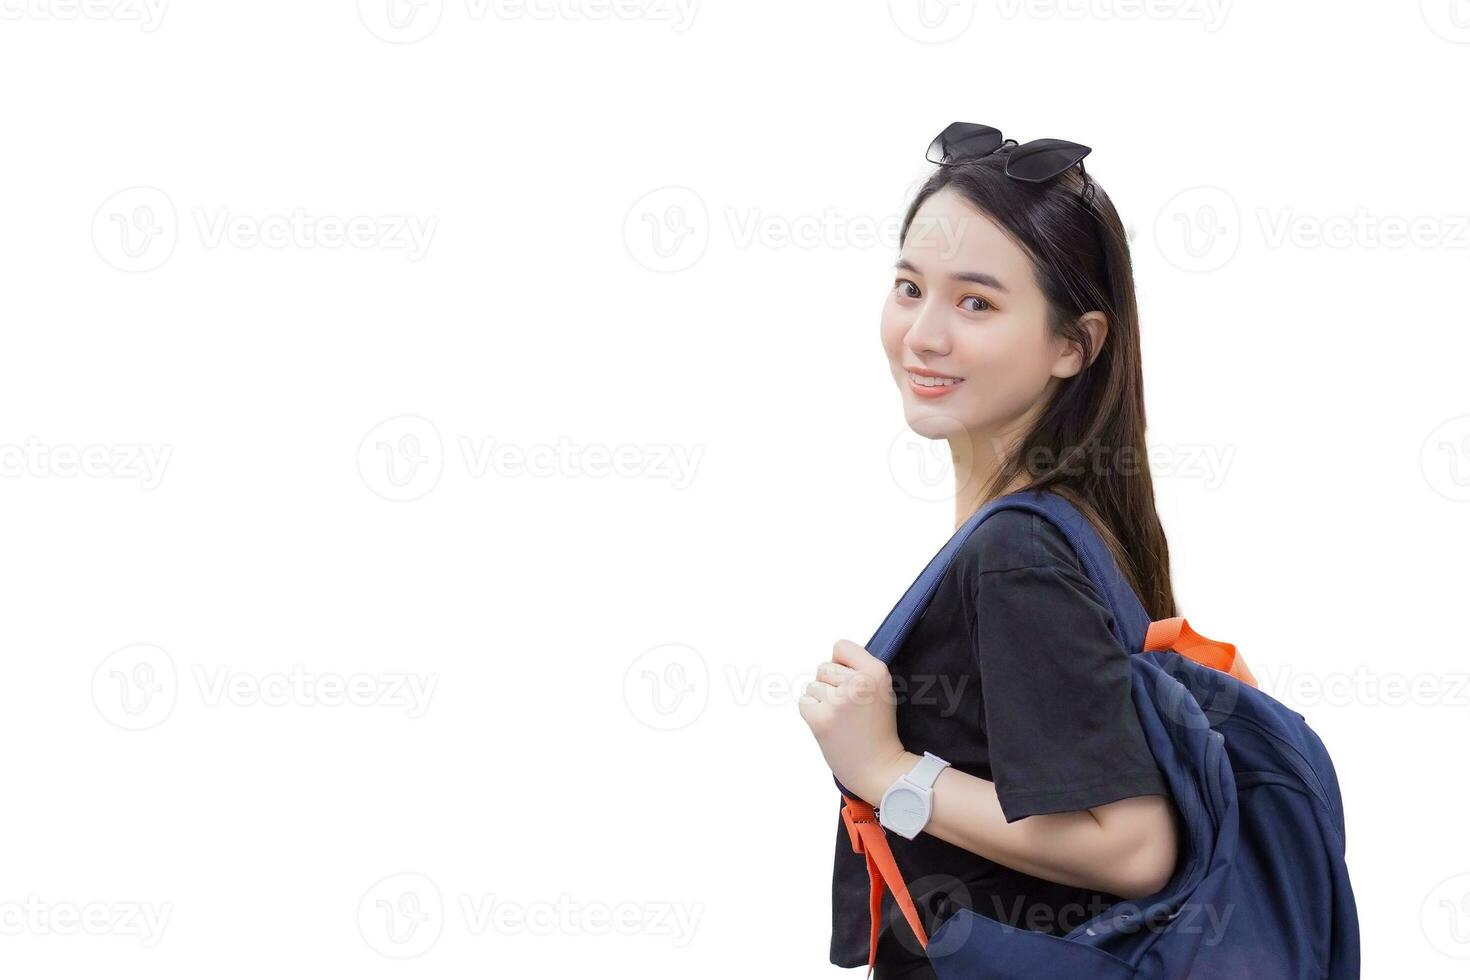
[894,258,1008,292]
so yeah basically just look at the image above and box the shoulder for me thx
[953,504,1111,625]
[957,506,1084,577]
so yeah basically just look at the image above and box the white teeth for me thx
[909,373,961,387]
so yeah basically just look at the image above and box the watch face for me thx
[882,786,926,834]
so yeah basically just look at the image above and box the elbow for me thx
[1089,795,1180,899]
[1106,826,1179,899]
[1109,849,1174,900]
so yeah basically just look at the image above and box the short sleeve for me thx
[968,513,1169,823]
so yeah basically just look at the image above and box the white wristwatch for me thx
[878,751,951,839]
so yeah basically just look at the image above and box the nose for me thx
[904,299,951,358]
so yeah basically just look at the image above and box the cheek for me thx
[878,301,907,363]
[951,323,1056,413]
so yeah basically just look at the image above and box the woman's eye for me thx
[894,278,920,299]
[960,295,992,312]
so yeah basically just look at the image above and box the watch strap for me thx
[906,751,950,790]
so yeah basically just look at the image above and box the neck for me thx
[948,427,1028,530]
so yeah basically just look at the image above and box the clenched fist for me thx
[798,639,910,805]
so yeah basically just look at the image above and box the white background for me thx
[2,1,1468,976]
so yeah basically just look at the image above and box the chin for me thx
[903,404,971,441]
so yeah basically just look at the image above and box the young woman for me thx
[798,124,1182,979]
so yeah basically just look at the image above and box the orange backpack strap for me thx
[841,794,928,976]
[1144,616,1258,688]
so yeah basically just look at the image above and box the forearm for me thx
[853,750,1178,899]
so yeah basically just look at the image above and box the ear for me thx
[1050,311,1109,379]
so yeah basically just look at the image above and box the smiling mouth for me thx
[905,370,965,399]
[907,372,963,388]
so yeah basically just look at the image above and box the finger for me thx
[814,661,855,686]
[797,696,829,730]
[831,639,880,671]
[802,680,831,702]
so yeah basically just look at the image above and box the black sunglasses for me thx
[925,122,1092,183]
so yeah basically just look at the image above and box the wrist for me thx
[857,748,922,807]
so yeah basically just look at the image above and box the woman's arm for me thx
[801,639,1179,901]
[848,747,1179,900]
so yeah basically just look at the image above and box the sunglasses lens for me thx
[926,122,1004,165]
[1005,138,1092,182]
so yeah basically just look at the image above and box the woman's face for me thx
[880,186,1081,446]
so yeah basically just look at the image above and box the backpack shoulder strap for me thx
[865,489,1149,663]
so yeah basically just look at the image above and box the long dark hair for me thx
[899,147,1178,619]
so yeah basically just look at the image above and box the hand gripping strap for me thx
[841,794,928,976]
[1144,616,1258,688]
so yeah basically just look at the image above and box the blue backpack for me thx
[835,490,1360,979]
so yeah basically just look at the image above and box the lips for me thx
[905,369,964,398]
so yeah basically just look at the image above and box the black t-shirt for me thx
[830,508,1171,972]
